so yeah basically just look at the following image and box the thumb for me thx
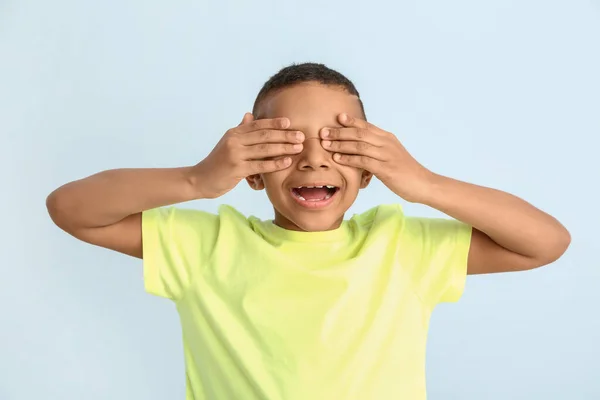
[239,112,254,126]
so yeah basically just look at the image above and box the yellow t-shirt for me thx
[142,204,472,400]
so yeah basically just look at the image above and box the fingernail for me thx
[281,118,290,128]
[321,128,330,138]
[293,144,303,151]
[296,132,304,141]
[322,140,331,148]
[339,113,347,122]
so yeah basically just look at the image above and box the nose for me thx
[296,137,332,170]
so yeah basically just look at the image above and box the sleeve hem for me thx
[443,223,473,303]
[142,209,168,298]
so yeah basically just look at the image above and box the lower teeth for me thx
[296,192,333,202]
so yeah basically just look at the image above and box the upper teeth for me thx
[298,185,335,188]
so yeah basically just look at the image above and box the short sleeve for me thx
[142,207,219,301]
[403,217,473,306]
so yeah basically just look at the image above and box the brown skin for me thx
[46,115,305,258]
[309,99,571,274]
[246,83,372,232]
[46,81,570,275]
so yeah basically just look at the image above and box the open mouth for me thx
[290,185,340,208]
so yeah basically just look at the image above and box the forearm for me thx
[47,167,200,229]
[420,173,571,262]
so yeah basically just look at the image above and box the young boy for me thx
[47,63,570,400]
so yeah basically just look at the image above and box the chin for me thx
[268,186,357,232]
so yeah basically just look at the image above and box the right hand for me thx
[192,113,305,199]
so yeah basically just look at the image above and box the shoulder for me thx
[350,203,471,247]
[348,203,405,227]
[142,204,256,242]
[143,203,249,223]
[143,205,216,230]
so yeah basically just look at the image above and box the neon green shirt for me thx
[142,204,472,400]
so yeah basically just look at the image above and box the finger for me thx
[332,153,380,171]
[337,113,372,130]
[235,116,291,134]
[246,157,293,174]
[321,140,385,161]
[320,127,380,145]
[239,129,305,145]
[338,113,389,138]
[239,112,254,126]
[245,142,303,160]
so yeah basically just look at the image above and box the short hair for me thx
[252,62,366,119]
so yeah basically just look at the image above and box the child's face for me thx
[247,83,372,232]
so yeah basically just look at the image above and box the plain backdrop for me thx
[1,0,599,399]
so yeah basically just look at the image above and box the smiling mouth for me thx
[290,185,340,205]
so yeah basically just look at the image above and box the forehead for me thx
[258,83,363,137]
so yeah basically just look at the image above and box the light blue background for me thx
[1,0,598,399]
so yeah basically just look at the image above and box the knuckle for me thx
[357,128,368,139]
[258,143,269,153]
[289,131,303,141]
[259,129,271,140]
[357,141,369,151]
[223,135,237,149]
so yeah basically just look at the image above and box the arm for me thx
[46,114,305,259]
[46,167,201,258]
[318,113,570,275]
[421,174,571,274]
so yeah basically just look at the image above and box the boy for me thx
[47,63,570,400]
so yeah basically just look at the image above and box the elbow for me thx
[554,227,572,260]
[46,189,72,230]
[537,226,571,267]
[46,190,62,225]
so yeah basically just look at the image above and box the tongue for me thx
[296,187,329,200]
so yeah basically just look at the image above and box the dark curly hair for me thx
[252,62,366,119]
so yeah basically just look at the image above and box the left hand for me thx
[320,113,435,203]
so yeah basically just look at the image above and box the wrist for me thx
[182,165,207,200]
[411,170,445,205]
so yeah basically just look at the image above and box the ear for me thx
[246,174,265,190]
[360,170,373,189]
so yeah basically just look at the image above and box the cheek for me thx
[261,171,288,192]
[338,167,364,187]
